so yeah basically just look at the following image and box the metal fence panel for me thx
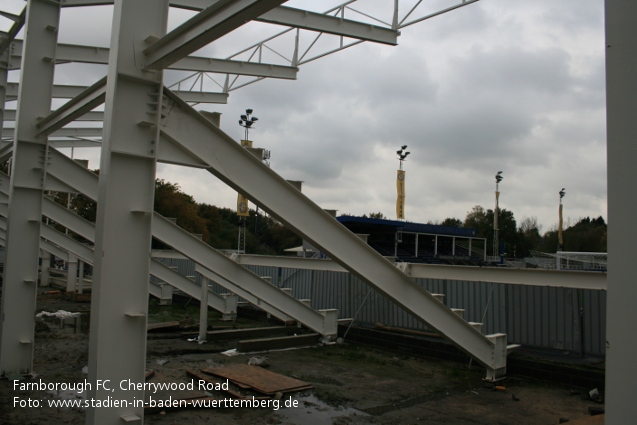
[155,258,606,356]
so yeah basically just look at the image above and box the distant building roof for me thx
[336,216,478,238]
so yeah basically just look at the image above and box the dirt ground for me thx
[0,292,604,425]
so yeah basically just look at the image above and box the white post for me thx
[40,250,51,287]
[77,259,85,294]
[85,1,169,423]
[0,0,60,376]
[605,1,637,423]
[199,276,210,343]
[66,254,78,293]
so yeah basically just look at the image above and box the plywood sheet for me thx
[203,364,313,395]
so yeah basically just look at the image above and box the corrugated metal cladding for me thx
[157,259,606,356]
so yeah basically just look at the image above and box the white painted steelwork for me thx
[605,1,637,423]
[0,0,60,376]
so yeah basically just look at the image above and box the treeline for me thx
[443,205,606,257]
[53,178,301,255]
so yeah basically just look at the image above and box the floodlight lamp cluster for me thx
[495,171,503,184]
[559,188,566,199]
[239,108,258,140]
[396,145,410,161]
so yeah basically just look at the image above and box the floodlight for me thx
[246,109,253,114]
[241,114,247,120]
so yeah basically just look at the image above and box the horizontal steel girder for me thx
[54,1,397,45]
[4,82,228,105]
[143,0,289,71]
[2,127,103,139]
[159,88,502,373]
[233,254,607,290]
[4,110,104,122]
[400,262,607,290]
[258,6,398,45]
[8,39,298,79]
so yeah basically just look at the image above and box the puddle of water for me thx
[277,393,369,423]
[38,313,89,335]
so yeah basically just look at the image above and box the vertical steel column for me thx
[0,49,8,150]
[0,0,59,376]
[85,1,168,423]
[605,1,637,423]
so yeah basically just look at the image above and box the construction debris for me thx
[247,356,270,367]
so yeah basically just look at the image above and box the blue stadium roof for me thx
[336,216,478,238]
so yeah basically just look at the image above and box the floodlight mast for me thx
[493,171,503,262]
[558,188,566,251]
[395,145,410,222]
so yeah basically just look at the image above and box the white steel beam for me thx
[400,263,607,291]
[9,39,298,79]
[5,81,228,104]
[85,1,169,424]
[0,0,60,377]
[3,127,103,139]
[35,77,107,136]
[258,6,398,45]
[233,254,607,290]
[159,88,505,377]
[143,0,288,70]
[170,57,297,78]
[172,90,228,104]
[47,139,101,148]
[0,49,8,150]
[236,253,347,272]
[4,109,105,122]
[5,82,87,100]
[605,1,637,423]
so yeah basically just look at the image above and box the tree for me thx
[365,212,387,219]
[539,216,607,252]
[154,179,208,243]
[464,205,490,236]
[441,217,463,228]
[516,216,542,257]
[464,205,518,257]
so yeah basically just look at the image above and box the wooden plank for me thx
[147,321,180,331]
[203,364,313,395]
[565,415,604,425]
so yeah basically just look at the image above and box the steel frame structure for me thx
[0,0,633,423]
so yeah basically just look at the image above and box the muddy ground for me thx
[0,292,603,425]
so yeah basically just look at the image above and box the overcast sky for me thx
[4,0,607,236]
